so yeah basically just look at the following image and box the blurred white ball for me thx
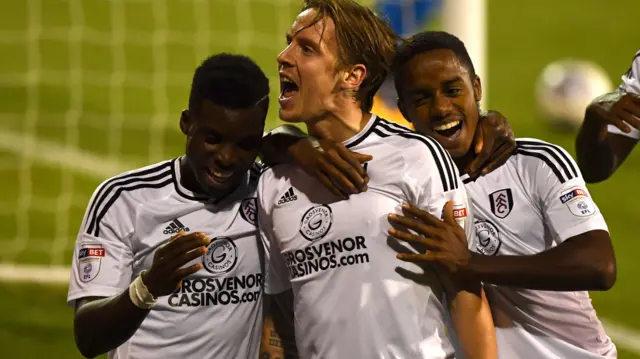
[536,59,613,130]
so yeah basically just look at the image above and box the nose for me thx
[214,143,238,169]
[432,93,454,119]
[277,45,294,69]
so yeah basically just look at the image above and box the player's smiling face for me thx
[397,49,482,159]
[180,100,265,197]
[277,9,343,123]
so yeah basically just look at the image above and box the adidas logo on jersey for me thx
[277,187,297,205]
[163,219,190,235]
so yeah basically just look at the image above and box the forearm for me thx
[576,98,617,183]
[265,292,298,358]
[260,314,297,359]
[449,283,497,359]
[260,125,308,167]
[465,233,615,291]
[74,289,150,358]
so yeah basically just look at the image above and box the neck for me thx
[306,104,371,143]
[180,158,205,194]
[453,149,477,175]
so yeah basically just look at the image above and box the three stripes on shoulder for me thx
[372,118,459,192]
[84,161,174,237]
[515,139,579,183]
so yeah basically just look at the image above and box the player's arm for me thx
[463,146,616,291]
[260,124,371,197]
[390,145,616,292]
[462,230,615,291]
[437,202,496,359]
[257,179,298,357]
[262,291,297,358]
[576,52,640,183]
[74,294,150,358]
[73,231,209,358]
[446,278,496,359]
[431,202,496,359]
[466,110,517,179]
[575,92,639,183]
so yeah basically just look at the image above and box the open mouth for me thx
[433,120,462,138]
[279,74,299,101]
[205,167,233,184]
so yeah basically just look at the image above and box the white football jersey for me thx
[461,138,616,359]
[608,49,640,139]
[67,157,268,359]
[258,116,473,359]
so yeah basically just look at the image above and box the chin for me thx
[278,108,304,123]
[196,175,233,197]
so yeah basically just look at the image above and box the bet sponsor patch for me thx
[77,244,105,282]
[558,187,596,217]
[453,204,468,228]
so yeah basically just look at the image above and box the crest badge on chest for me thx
[489,188,513,219]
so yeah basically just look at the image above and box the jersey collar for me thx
[343,114,379,149]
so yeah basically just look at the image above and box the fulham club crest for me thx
[489,188,513,219]
[239,198,257,226]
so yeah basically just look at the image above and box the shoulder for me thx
[372,117,459,192]
[256,162,299,209]
[372,118,451,163]
[92,158,175,202]
[83,159,175,236]
[514,138,580,184]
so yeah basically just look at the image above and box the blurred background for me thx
[0,0,639,358]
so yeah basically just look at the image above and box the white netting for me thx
[0,0,301,280]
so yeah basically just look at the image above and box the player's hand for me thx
[289,138,372,198]
[466,110,516,179]
[142,231,210,297]
[387,201,470,273]
[592,92,640,133]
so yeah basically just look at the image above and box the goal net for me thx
[0,0,484,283]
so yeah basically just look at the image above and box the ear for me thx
[472,75,483,103]
[341,64,367,91]
[397,98,411,123]
[180,109,192,136]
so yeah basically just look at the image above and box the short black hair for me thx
[392,31,476,89]
[188,53,270,113]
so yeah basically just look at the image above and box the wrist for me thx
[129,271,157,310]
[460,252,481,280]
[583,105,613,140]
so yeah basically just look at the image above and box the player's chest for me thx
[132,198,262,275]
[270,183,401,250]
[466,179,546,256]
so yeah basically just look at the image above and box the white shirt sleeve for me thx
[67,181,136,307]
[608,50,640,139]
[529,142,609,243]
[403,135,474,250]
[257,173,292,295]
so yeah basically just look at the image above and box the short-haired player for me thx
[69,53,273,359]
[258,1,497,358]
[387,31,617,358]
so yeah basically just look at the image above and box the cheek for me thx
[411,108,432,131]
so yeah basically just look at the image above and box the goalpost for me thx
[0,0,486,284]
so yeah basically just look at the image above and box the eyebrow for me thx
[405,75,466,96]
[442,76,465,85]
